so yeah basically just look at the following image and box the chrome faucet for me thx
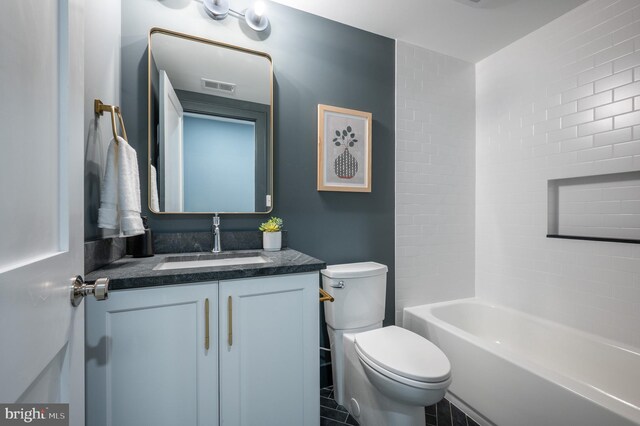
[212,214,221,253]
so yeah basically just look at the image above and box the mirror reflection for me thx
[148,29,273,214]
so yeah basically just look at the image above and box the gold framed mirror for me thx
[148,28,273,214]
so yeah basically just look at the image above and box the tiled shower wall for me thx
[395,41,476,325]
[477,0,640,347]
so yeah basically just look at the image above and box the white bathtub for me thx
[403,299,640,426]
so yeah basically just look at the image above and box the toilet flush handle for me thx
[319,288,334,303]
[331,280,345,289]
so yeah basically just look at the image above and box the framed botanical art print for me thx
[317,104,372,192]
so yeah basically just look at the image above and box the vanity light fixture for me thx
[203,0,270,32]
[203,0,230,20]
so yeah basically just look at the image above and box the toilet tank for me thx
[321,262,388,330]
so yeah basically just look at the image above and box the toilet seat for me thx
[354,326,451,388]
[356,346,451,391]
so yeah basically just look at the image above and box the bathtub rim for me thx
[403,297,640,424]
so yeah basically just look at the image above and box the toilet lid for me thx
[321,262,388,279]
[354,326,451,383]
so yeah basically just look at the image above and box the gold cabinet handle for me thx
[204,298,210,350]
[228,296,233,346]
[319,288,334,303]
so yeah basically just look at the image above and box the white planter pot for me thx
[262,231,282,251]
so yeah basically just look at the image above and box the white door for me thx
[0,0,85,424]
[159,70,184,212]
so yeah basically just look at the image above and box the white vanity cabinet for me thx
[86,271,320,426]
[218,272,320,426]
[85,282,218,426]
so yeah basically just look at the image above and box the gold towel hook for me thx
[94,99,128,142]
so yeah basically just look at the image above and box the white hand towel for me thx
[117,137,144,236]
[98,137,145,236]
[97,139,118,230]
[150,164,160,212]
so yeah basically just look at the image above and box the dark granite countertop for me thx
[86,248,326,290]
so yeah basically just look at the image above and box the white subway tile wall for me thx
[395,41,476,325]
[477,0,640,347]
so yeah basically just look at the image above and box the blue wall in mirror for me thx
[183,114,255,212]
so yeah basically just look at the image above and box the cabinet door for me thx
[219,273,319,426]
[86,283,218,426]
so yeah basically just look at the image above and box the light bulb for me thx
[253,1,266,16]
[244,0,269,32]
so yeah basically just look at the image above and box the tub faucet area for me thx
[212,214,221,253]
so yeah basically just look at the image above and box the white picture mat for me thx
[322,111,369,188]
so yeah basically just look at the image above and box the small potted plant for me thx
[259,217,283,251]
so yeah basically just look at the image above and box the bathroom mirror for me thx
[148,28,273,214]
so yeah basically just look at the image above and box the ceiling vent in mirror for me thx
[201,78,236,94]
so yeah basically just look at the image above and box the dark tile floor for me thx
[320,387,359,425]
[426,398,480,426]
[320,386,480,426]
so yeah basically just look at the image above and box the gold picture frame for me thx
[317,104,372,192]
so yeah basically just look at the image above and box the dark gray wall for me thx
[88,2,395,371]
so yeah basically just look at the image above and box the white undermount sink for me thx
[153,252,271,271]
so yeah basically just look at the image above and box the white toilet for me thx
[321,262,452,426]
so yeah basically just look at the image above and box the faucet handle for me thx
[213,214,220,226]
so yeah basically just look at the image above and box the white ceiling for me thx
[269,0,589,63]
[152,32,271,105]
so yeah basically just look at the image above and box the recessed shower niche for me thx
[547,171,640,244]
